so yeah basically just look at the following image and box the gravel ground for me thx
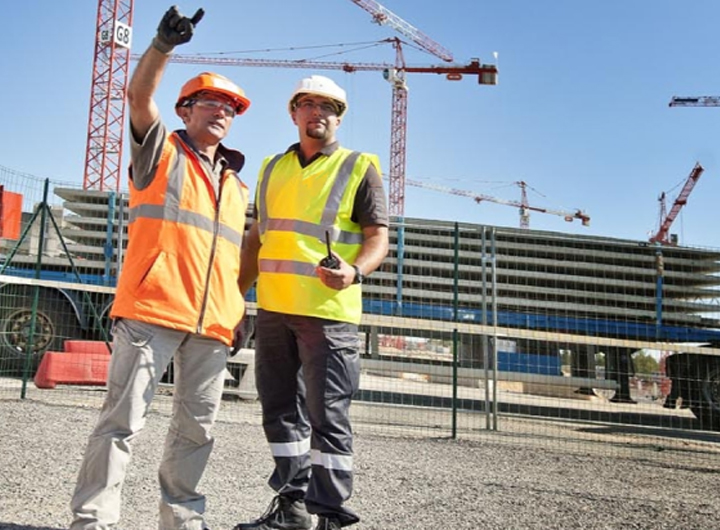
[1,396,720,530]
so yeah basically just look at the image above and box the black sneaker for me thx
[233,495,313,530]
[314,517,342,530]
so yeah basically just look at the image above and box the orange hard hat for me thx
[176,72,251,115]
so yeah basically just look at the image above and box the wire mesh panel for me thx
[356,217,720,455]
[3,165,720,465]
[0,166,120,397]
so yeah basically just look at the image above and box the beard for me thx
[306,123,329,140]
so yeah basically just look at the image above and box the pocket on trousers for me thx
[324,326,360,396]
[114,318,154,348]
[107,319,156,391]
[324,323,359,351]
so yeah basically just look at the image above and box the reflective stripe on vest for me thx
[128,203,243,247]
[127,136,243,246]
[258,151,363,255]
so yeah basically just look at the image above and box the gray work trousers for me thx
[255,309,361,527]
[70,318,228,530]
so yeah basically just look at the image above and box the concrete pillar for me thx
[369,326,380,359]
[571,345,597,396]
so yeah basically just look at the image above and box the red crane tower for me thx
[83,0,133,192]
[649,162,704,245]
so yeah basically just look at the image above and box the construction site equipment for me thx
[348,0,454,62]
[33,340,111,389]
[669,96,720,107]
[649,162,704,245]
[89,0,497,216]
[84,0,133,192]
[161,45,497,217]
[405,178,590,228]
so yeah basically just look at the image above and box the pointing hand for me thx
[153,5,205,54]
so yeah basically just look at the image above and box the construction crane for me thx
[669,96,720,107]
[404,178,590,228]
[649,162,704,245]
[83,0,133,192]
[159,44,498,217]
[347,0,454,62]
[85,0,497,217]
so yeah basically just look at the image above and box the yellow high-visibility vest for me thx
[256,147,380,324]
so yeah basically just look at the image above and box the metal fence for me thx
[2,165,720,465]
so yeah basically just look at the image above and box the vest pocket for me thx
[136,251,169,297]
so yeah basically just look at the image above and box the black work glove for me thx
[152,5,205,54]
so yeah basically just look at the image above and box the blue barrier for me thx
[497,351,562,375]
[361,299,720,344]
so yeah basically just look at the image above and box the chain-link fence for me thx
[1,165,719,466]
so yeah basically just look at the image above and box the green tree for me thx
[633,350,659,375]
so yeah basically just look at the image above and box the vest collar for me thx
[287,141,340,168]
[176,129,246,173]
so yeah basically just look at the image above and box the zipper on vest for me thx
[196,179,223,334]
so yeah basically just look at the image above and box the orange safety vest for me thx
[111,132,248,345]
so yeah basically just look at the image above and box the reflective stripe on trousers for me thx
[255,309,361,527]
[69,318,228,530]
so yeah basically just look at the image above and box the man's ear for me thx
[176,106,190,124]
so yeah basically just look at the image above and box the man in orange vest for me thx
[234,76,389,530]
[69,6,250,530]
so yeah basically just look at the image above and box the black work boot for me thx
[233,495,313,530]
[313,517,342,530]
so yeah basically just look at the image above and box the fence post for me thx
[451,222,459,439]
[20,179,51,398]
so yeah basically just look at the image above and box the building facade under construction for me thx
[1,185,720,429]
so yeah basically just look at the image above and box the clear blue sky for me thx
[3,1,720,247]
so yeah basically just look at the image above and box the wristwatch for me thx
[352,264,365,285]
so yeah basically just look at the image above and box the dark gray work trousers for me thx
[255,309,361,527]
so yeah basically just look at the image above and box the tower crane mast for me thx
[649,162,704,245]
[84,0,133,192]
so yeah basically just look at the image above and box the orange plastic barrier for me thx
[34,341,112,389]
[63,340,112,355]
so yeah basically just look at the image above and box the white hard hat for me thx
[288,75,348,117]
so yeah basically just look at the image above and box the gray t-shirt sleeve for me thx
[129,118,167,190]
[352,162,389,227]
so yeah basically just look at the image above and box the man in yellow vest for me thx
[69,6,251,530]
[235,76,389,530]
